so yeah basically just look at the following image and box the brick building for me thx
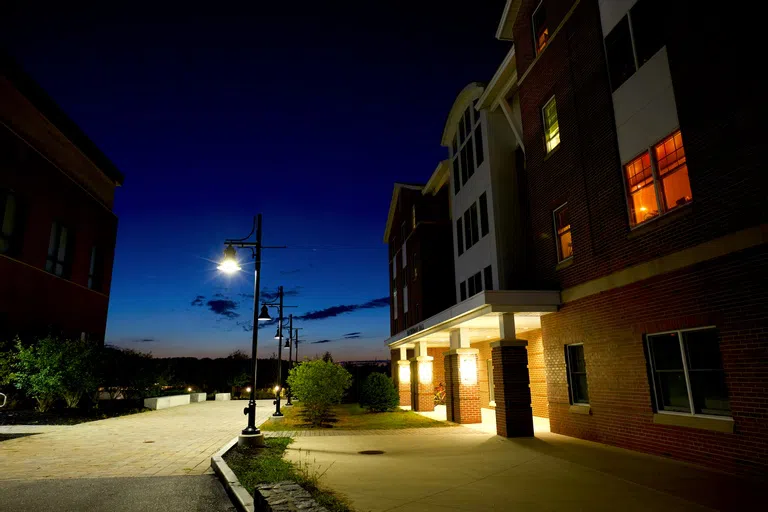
[1,54,123,342]
[385,0,766,476]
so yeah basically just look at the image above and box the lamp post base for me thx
[238,433,265,448]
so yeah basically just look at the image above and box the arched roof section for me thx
[440,82,485,147]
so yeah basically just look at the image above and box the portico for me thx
[387,289,560,437]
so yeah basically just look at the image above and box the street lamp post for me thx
[262,286,296,417]
[217,214,284,447]
[284,314,294,406]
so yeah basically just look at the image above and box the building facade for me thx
[385,0,766,476]
[1,54,123,343]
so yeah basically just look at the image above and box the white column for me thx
[449,328,472,349]
[499,313,516,341]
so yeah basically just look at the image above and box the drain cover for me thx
[358,450,385,455]
[143,440,155,443]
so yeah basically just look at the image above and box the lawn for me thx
[260,403,453,431]
[224,438,352,512]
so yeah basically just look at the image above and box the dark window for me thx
[647,328,730,416]
[465,138,475,180]
[474,124,484,167]
[631,0,664,66]
[605,16,635,92]
[452,157,461,195]
[464,210,472,250]
[479,193,489,236]
[456,218,464,256]
[532,1,549,54]
[484,265,493,291]
[0,190,18,255]
[400,221,406,243]
[566,344,589,404]
[469,203,479,246]
[459,112,467,142]
[473,272,482,295]
[459,281,467,301]
[468,275,476,296]
[46,222,73,278]
[88,246,103,291]
[460,145,469,184]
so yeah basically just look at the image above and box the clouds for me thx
[260,287,300,302]
[312,339,333,344]
[206,299,240,319]
[132,338,156,343]
[296,297,389,321]
[343,332,361,339]
[191,295,205,306]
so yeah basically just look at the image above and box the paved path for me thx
[263,426,485,437]
[0,399,273,480]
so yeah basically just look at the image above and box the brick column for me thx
[410,356,434,411]
[491,340,534,437]
[444,348,481,424]
[397,360,411,407]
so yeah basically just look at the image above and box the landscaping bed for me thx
[260,403,453,431]
[223,437,352,512]
[0,400,148,425]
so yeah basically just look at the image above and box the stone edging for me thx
[211,436,255,512]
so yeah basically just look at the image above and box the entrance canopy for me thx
[386,290,560,349]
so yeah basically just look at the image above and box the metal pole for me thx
[285,314,293,406]
[273,286,284,417]
[243,215,262,436]
[294,328,299,366]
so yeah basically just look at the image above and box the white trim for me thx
[542,95,560,153]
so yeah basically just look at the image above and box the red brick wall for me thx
[428,347,447,390]
[542,245,768,476]
[492,344,534,437]
[518,329,548,418]
[444,352,481,424]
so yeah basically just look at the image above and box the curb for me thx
[211,436,255,512]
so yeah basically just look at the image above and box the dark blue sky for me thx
[2,2,508,360]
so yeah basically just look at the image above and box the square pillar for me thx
[397,360,411,407]
[410,356,434,411]
[491,340,534,437]
[444,348,481,424]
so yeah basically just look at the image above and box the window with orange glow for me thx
[624,130,692,227]
[532,2,549,54]
[553,203,572,262]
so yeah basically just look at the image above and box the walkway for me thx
[0,399,273,480]
[283,426,765,511]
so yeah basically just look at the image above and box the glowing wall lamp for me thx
[459,354,478,385]
[418,359,433,385]
[398,362,411,384]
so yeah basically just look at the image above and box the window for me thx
[403,286,408,313]
[392,252,397,279]
[0,190,18,255]
[553,203,572,262]
[479,192,489,236]
[565,344,589,404]
[532,1,549,54]
[451,106,484,194]
[483,265,493,291]
[487,359,495,403]
[402,243,407,268]
[469,203,479,246]
[88,246,103,291]
[605,17,635,92]
[542,96,560,153]
[46,222,72,278]
[456,218,464,256]
[624,130,692,227]
[400,221,406,243]
[464,210,472,251]
[393,290,398,320]
[459,281,467,301]
[467,271,482,297]
[411,205,417,229]
[646,327,730,417]
[604,0,665,91]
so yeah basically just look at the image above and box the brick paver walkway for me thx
[0,400,273,480]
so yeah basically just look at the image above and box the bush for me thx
[59,339,99,408]
[360,372,399,412]
[12,337,64,412]
[286,359,352,426]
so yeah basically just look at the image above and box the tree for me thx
[12,337,64,412]
[286,359,352,426]
[59,338,99,408]
[360,372,399,412]
[322,351,333,363]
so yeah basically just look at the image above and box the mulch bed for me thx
[0,400,147,425]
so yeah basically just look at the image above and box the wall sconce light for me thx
[418,360,433,385]
[398,363,411,384]
[459,355,478,385]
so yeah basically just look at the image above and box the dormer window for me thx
[532,1,549,54]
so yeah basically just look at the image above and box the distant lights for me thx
[246,386,252,393]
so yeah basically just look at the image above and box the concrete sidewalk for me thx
[0,399,273,480]
[284,428,765,511]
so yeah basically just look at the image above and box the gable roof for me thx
[383,183,424,243]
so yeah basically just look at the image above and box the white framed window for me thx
[646,327,730,417]
[532,0,549,54]
[624,129,692,228]
[565,343,589,404]
[542,96,560,153]
[451,101,484,194]
[553,203,572,262]
[46,221,72,278]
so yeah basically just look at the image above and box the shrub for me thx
[59,338,99,408]
[286,359,352,426]
[12,337,64,412]
[360,372,399,412]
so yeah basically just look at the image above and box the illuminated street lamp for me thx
[217,214,285,447]
[261,287,296,417]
